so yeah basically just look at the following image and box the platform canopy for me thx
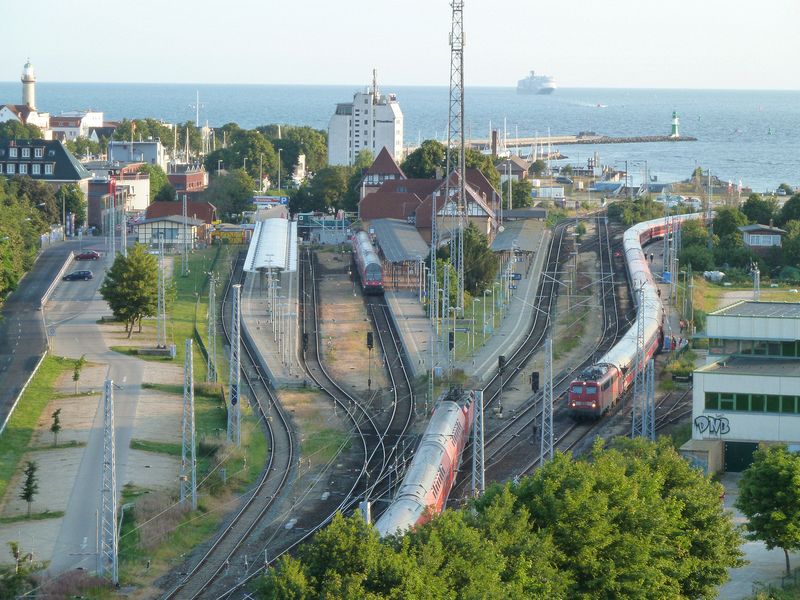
[371,218,430,263]
[244,218,298,273]
[490,219,541,253]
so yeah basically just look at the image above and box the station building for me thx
[682,301,800,473]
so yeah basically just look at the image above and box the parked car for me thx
[63,270,93,281]
[555,175,573,184]
[75,250,100,260]
[511,273,522,281]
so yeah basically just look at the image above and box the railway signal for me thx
[367,331,374,390]
[531,372,540,393]
[302,332,309,352]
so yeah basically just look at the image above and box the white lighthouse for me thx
[21,59,36,110]
[670,110,680,138]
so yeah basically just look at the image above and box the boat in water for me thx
[517,71,556,95]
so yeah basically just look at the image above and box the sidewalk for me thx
[718,472,800,599]
[241,269,302,387]
[385,229,551,383]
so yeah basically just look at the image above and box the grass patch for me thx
[0,510,65,524]
[553,304,589,360]
[109,346,175,362]
[0,355,72,503]
[302,428,352,466]
[31,440,86,451]
[130,439,182,456]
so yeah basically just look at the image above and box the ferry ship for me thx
[517,71,557,95]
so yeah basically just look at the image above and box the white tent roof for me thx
[243,218,298,273]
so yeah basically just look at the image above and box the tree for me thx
[713,206,748,241]
[205,129,278,185]
[462,223,500,295]
[737,445,800,575]
[56,183,87,227]
[782,220,800,266]
[464,148,501,191]
[680,218,711,249]
[202,169,255,221]
[65,137,101,158]
[155,183,176,202]
[100,244,158,337]
[505,178,533,209]
[679,245,715,271]
[0,121,43,139]
[741,193,778,225]
[12,175,59,225]
[530,159,546,177]
[50,408,62,446]
[778,183,794,195]
[780,194,800,226]
[138,164,172,202]
[401,140,446,179]
[0,542,42,598]
[259,125,328,174]
[308,166,352,211]
[73,354,86,393]
[19,461,38,517]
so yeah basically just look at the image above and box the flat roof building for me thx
[685,301,800,473]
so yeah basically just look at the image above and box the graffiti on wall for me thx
[694,414,731,436]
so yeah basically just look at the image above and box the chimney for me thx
[491,130,498,158]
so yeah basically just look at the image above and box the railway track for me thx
[162,254,296,600]
[213,247,415,598]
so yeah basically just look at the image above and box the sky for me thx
[1,0,798,89]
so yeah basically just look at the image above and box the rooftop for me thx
[712,301,800,319]
[697,356,800,378]
[738,224,786,234]
[491,219,543,253]
[370,218,429,263]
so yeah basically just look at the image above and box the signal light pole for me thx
[366,331,374,391]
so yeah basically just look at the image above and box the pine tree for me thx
[50,409,61,446]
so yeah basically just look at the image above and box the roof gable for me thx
[366,147,405,178]
[145,200,217,223]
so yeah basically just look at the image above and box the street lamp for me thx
[482,289,490,339]
[277,148,283,190]
[472,299,480,353]
[243,157,248,172]
[217,159,223,174]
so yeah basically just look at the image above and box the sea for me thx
[1,82,798,194]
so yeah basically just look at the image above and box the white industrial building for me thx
[682,301,800,473]
[328,72,403,166]
[108,140,168,170]
[50,110,104,141]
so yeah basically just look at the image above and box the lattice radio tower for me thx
[227,283,241,445]
[181,193,189,276]
[207,275,218,383]
[156,233,167,349]
[540,337,554,463]
[98,378,118,584]
[471,390,485,497]
[631,284,646,438]
[181,339,198,509]
[446,0,466,313]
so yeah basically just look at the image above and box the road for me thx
[38,241,146,576]
[0,242,80,430]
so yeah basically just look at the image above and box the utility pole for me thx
[156,234,167,349]
[631,284,645,438]
[471,390,484,497]
[181,193,189,276]
[227,284,241,446]
[181,339,197,509]
[99,378,118,585]
[752,262,760,301]
[540,338,554,462]
[207,276,217,383]
[643,358,655,440]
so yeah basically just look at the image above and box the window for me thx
[32,163,40,175]
[34,147,43,158]
[571,386,583,395]
[19,164,27,175]
[782,396,797,414]
[6,164,15,174]
[767,395,780,412]
[601,380,611,391]
[719,393,735,410]
[9,148,17,158]
[44,164,53,175]
[751,395,765,411]
[21,148,30,158]
[586,386,598,395]
[705,392,719,409]
[735,394,749,411]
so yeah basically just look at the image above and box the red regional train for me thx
[351,231,384,295]
[374,389,474,537]
[568,214,702,418]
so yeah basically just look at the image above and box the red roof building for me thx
[167,163,209,200]
[145,200,218,224]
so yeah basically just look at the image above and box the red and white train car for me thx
[568,213,702,418]
[351,231,384,295]
[374,390,474,537]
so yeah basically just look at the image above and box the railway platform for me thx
[457,230,550,381]
[385,228,550,383]
[241,269,302,387]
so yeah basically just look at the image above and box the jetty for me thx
[466,133,697,152]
